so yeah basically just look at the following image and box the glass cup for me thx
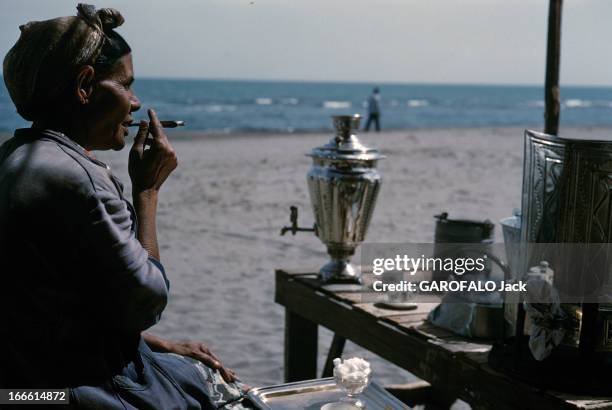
[333,371,371,408]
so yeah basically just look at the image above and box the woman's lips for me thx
[121,119,132,136]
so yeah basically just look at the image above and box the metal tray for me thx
[247,377,409,410]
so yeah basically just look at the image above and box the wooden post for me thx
[284,309,318,382]
[544,0,563,135]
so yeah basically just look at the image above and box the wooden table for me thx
[275,268,612,410]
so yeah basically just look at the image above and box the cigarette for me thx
[129,120,185,128]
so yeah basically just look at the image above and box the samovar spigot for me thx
[280,206,316,236]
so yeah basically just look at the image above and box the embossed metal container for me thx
[520,130,566,270]
[307,115,385,283]
[519,129,612,352]
[521,130,612,296]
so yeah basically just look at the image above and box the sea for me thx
[1,79,612,133]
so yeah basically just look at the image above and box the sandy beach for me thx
[92,126,612,389]
[10,126,611,388]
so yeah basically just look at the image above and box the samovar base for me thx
[319,259,361,284]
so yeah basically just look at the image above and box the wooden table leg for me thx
[285,309,318,382]
[321,334,346,377]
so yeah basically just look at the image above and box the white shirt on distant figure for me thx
[365,88,382,132]
[368,92,381,114]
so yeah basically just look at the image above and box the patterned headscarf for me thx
[3,4,125,121]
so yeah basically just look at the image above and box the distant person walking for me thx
[364,87,381,132]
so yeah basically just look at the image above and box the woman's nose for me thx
[130,94,142,113]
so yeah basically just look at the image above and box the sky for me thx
[1,0,611,86]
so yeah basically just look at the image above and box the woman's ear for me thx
[75,65,95,105]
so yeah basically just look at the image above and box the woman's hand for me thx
[169,341,237,383]
[142,333,237,383]
[129,108,178,194]
[129,108,176,260]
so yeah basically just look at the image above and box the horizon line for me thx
[132,77,612,89]
[0,74,610,89]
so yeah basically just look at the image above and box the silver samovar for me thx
[281,114,385,283]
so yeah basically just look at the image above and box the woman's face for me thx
[84,53,141,151]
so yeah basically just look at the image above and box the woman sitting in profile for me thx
[0,4,250,409]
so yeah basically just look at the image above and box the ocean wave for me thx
[255,98,273,105]
[323,101,351,109]
[407,99,429,107]
[523,99,612,109]
[195,126,329,134]
[525,100,545,108]
[201,104,237,113]
[280,98,299,105]
[564,99,592,108]
[593,100,612,108]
